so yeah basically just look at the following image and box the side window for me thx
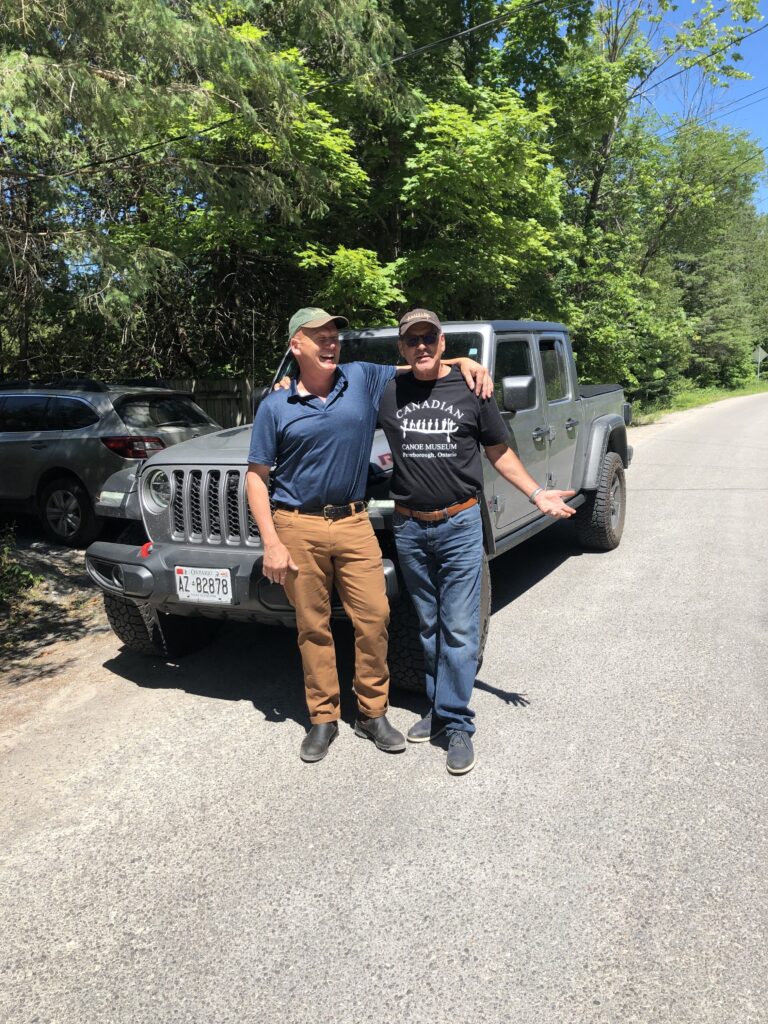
[48,397,100,430]
[493,338,533,406]
[539,338,569,402]
[0,395,50,432]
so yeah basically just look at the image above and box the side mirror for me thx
[251,384,271,417]
[501,375,536,413]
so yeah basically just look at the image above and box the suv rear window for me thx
[115,394,215,429]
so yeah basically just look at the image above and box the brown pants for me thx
[273,509,390,724]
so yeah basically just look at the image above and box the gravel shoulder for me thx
[0,525,113,746]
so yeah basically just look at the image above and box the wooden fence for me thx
[168,377,256,429]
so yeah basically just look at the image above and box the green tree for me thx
[0,0,401,377]
[1,0,767,399]
[395,92,564,316]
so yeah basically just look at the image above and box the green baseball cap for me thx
[288,307,348,339]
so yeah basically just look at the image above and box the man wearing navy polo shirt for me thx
[246,307,490,763]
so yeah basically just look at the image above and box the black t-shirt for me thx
[378,366,509,510]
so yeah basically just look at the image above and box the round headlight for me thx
[145,469,171,512]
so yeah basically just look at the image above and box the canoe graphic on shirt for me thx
[400,417,459,443]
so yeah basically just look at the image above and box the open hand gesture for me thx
[534,489,577,518]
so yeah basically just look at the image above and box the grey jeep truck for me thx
[85,321,632,691]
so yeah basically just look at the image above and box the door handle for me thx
[564,418,579,430]
[31,442,47,449]
[531,426,550,442]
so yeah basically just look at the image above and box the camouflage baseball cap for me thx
[288,307,348,339]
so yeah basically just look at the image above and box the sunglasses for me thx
[401,330,439,348]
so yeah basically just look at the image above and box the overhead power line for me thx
[551,21,768,142]
[656,84,768,141]
[646,22,767,94]
[709,139,768,186]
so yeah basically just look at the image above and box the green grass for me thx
[631,379,768,425]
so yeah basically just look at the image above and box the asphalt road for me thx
[2,394,767,1024]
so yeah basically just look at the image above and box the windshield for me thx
[340,331,482,365]
[277,331,484,378]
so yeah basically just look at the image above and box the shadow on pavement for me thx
[489,518,584,614]
[100,519,586,722]
[103,620,427,730]
[104,622,309,728]
[473,680,530,707]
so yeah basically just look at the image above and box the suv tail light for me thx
[100,435,166,459]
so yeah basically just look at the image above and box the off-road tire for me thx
[39,476,101,548]
[103,595,221,658]
[387,554,492,693]
[575,451,626,550]
[387,590,425,692]
[103,520,220,657]
[103,593,160,655]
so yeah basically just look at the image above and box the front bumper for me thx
[85,539,400,626]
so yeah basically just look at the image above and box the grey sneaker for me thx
[407,712,448,744]
[446,731,475,775]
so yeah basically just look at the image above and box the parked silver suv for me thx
[0,379,220,546]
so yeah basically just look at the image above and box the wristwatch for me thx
[528,486,544,504]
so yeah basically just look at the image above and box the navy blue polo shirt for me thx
[248,361,396,507]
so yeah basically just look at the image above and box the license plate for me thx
[175,566,233,604]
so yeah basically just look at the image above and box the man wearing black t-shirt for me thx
[378,309,576,775]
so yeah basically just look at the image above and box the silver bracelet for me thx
[528,486,544,504]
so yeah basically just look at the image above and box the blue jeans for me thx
[393,503,483,734]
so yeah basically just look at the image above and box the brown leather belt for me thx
[394,496,478,523]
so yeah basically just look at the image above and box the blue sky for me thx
[650,26,768,211]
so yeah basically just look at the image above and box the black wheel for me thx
[39,476,101,547]
[103,593,221,658]
[103,593,159,655]
[575,451,626,550]
[387,553,492,693]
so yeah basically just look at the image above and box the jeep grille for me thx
[168,467,258,545]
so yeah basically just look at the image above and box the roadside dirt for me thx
[1,523,114,741]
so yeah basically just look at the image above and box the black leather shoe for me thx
[300,722,339,763]
[354,714,406,752]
